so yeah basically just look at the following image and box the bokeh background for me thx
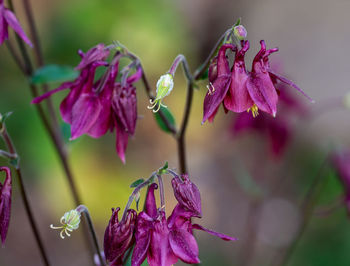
[1,0,350,265]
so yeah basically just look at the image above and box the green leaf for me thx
[130,178,145,188]
[234,17,241,27]
[31,64,79,85]
[153,106,176,133]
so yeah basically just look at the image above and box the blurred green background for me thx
[1,0,350,265]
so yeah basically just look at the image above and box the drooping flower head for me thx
[171,174,202,217]
[32,44,142,162]
[0,166,12,245]
[104,208,137,266]
[0,0,32,46]
[202,39,313,123]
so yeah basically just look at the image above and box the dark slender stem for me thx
[168,54,193,82]
[76,205,106,266]
[5,40,26,73]
[271,156,329,266]
[0,125,50,266]
[177,82,194,174]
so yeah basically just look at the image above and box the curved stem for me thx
[76,205,106,266]
[156,174,165,210]
[0,125,50,266]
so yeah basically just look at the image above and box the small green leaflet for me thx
[31,64,79,85]
[154,106,176,134]
[130,178,145,188]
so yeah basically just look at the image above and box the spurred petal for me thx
[0,167,12,245]
[115,119,129,164]
[70,93,102,140]
[76,44,110,70]
[144,183,158,219]
[192,224,237,241]
[169,228,200,264]
[126,66,143,84]
[3,8,32,47]
[224,40,253,112]
[112,84,137,135]
[31,82,72,104]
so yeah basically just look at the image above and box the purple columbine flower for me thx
[0,166,12,245]
[171,174,202,217]
[331,151,350,214]
[132,182,236,266]
[104,207,137,266]
[202,40,312,123]
[0,0,32,46]
[32,44,142,162]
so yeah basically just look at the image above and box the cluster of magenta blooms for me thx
[103,173,236,266]
[2,1,350,265]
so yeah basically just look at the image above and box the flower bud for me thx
[104,208,137,265]
[50,209,81,239]
[171,174,202,217]
[233,25,247,40]
[0,167,12,245]
[148,73,174,113]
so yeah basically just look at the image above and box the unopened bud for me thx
[147,74,174,113]
[233,25,247,40]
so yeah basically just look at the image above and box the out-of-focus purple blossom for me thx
[203,40,312,123]
[104,207,137,266]
[171,174,202,217]
[32,44,142,162]
[0,166,12,245]
[0,0,32,46]
[231,89,306,158]
[331,151,350,214]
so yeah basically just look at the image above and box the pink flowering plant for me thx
[1,1,350,266]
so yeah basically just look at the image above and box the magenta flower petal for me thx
[0,167,12,245]
[144,183,158,219]
[75,44,110,70]
[1,7,32,47]
[224,40,253,113]
[0,6,8,45]
[246,73,278,116]
[70,93,102,140]
[147,212,178,266]
[112,84,137,135]
[202,44,234,123]
[169,228,200,264]
[132,212,152,266]
[126,66,143,84]
[192,224,237,241]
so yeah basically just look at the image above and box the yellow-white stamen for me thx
[247,104,259,118]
